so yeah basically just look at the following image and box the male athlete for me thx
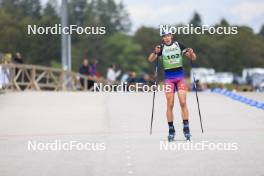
[148,30,196,141]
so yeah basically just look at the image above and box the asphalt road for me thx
[0,92,263,176]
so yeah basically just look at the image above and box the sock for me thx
[168,122,175,134]
[183,120,190,133]
[183,120,189,125]
[183,120,189,128]
[168,121,174,128]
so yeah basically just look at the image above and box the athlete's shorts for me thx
[164,67,186,93]
[164,77,187,93]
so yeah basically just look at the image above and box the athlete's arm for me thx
[148,45,161,62]
[179,43,196,61]
[184,48,197,61]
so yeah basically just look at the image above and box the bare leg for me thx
[165,92,175,122]
[177,90,191,140]
[177,90,189,120]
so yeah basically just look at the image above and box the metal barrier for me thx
[0,64,105,91]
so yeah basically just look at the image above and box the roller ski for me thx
[168,126,175,142]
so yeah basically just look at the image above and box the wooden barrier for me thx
[0,64,105,91]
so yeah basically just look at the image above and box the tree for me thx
[68,0,87,26]
[25,2,60,66]
[87,0,130,33]
[0,0,20,19]
[43,2,58,20]
[220,18,229,26]
[190,12,202,27]
[0,9,24,52]
[134,26,160,54]
[103,33,147,73]
[19,0,41,19]
[259,24,264,38]
[68,0,131,34]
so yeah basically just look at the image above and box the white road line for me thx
[122,121,134,175]
[128,170,133,174]
[127,162,132,166]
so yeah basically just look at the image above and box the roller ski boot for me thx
[168,126,175,142]
[183,122,191,141]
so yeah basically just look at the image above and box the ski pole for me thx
[150,56,159,135]
[190,61,204,133]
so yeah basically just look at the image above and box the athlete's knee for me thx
[179,99,187,108]
[167,101,174,110]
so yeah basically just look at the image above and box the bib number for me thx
[166,54,180,60]
[166,54,180,64]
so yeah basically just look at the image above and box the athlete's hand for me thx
[185,48,196,61]
[154,45,161,54]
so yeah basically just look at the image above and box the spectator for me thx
[128,72,137,85]
[121,72,129,83]
[12,52,23,83]
[89,59,98,77]
[13,52,23,64]
[142,73,154,86]
[79,58,94,89]
[0,64,10,89]
[0,52,11,89]
[106,64,121,84]
[79,59,90,75]
[0,52,10,89]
